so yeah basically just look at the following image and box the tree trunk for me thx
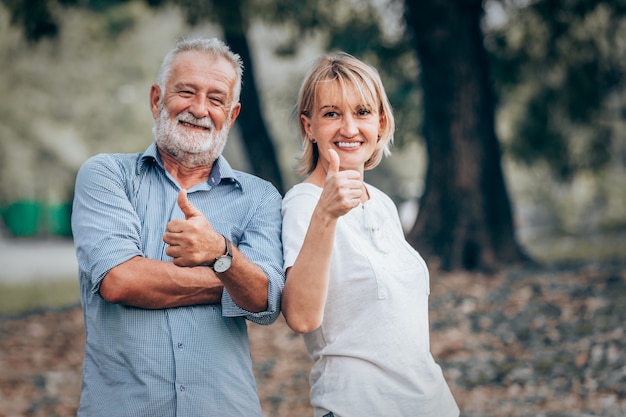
[404,0,528,271]
[216,0,285,194]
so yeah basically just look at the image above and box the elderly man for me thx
[71,37,284,417]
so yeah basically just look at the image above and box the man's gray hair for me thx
[157,37,244,110]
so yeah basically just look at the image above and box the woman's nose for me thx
[341,113,359,137]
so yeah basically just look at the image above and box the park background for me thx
[0,0,625,416]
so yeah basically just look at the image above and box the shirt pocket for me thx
[374,239,431,297]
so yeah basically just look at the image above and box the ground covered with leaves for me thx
[0,263,624,417]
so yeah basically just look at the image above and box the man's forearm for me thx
[100,256,224,309]
[215,245,269,313]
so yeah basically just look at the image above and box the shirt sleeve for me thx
[72,154,143,293]
[220,180,285,325]
[281,185,320,271]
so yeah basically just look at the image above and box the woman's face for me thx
[302,81,382,174]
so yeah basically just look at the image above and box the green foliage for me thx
[1,0,133,41]
[101,4,138,36]
[486,0,626,181]
[2,0,59,41]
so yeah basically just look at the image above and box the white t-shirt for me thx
[282,183,459,417]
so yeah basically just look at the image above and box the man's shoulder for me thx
[80,152,145,173]
[86,151,143,163]
[231,170,278,191]
[231,169,265,183]
[76,152,149,190]
[80,151,141,166]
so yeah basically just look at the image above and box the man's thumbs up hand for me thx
[164,189,223,267]
[177,189,202,220]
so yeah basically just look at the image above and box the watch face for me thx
[213,256,232,273]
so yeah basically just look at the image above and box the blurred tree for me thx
[2,0,285,193]
[403,0,527,270]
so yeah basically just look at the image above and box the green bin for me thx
[47,202,73,237]
[3,200,42,237]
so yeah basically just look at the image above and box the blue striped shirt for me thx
[72,142,284,417]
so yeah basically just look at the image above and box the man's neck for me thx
[159,149,215,190]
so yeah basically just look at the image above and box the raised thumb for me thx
[177,189,199,220]
[327,148,340,178]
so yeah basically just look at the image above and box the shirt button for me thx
[180,385,186,392]
[177,342,184,349]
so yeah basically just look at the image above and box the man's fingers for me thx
[177,189,201,220]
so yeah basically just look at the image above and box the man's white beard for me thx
[153,105,231,167]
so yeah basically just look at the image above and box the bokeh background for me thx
[0,0,624,416]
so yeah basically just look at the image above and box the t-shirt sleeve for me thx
[281,186,320,272]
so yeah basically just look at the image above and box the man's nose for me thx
[188,95,210,119]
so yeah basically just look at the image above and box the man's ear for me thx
[228,103,242,127]
[149,85,161,119]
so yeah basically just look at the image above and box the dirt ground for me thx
[0,264,625,417]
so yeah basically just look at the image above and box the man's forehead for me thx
[168,52,236,86]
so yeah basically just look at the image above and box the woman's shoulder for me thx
[365,183,395,205]
[284,182,322,201]
[282,183,322,214]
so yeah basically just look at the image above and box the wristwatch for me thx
[212,235,233,273]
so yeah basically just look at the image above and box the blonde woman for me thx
[281,52,459,417]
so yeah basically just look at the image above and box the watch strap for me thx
[222,235,232,258]
[212,235,233,273]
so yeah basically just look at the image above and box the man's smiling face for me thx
[151,50,241,166]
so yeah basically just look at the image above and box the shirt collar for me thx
[138,142,242,189]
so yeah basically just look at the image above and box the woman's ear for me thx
[378,112,386,141]
[301,114,314,138]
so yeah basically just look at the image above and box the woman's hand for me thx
[318,148,364,218]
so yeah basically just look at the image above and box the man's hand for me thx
[163,189,225,267]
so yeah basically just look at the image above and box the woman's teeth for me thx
[336,142,360,148]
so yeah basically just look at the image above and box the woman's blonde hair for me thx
[295,52,395,175]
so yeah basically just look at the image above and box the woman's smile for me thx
[335,141,362,149]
